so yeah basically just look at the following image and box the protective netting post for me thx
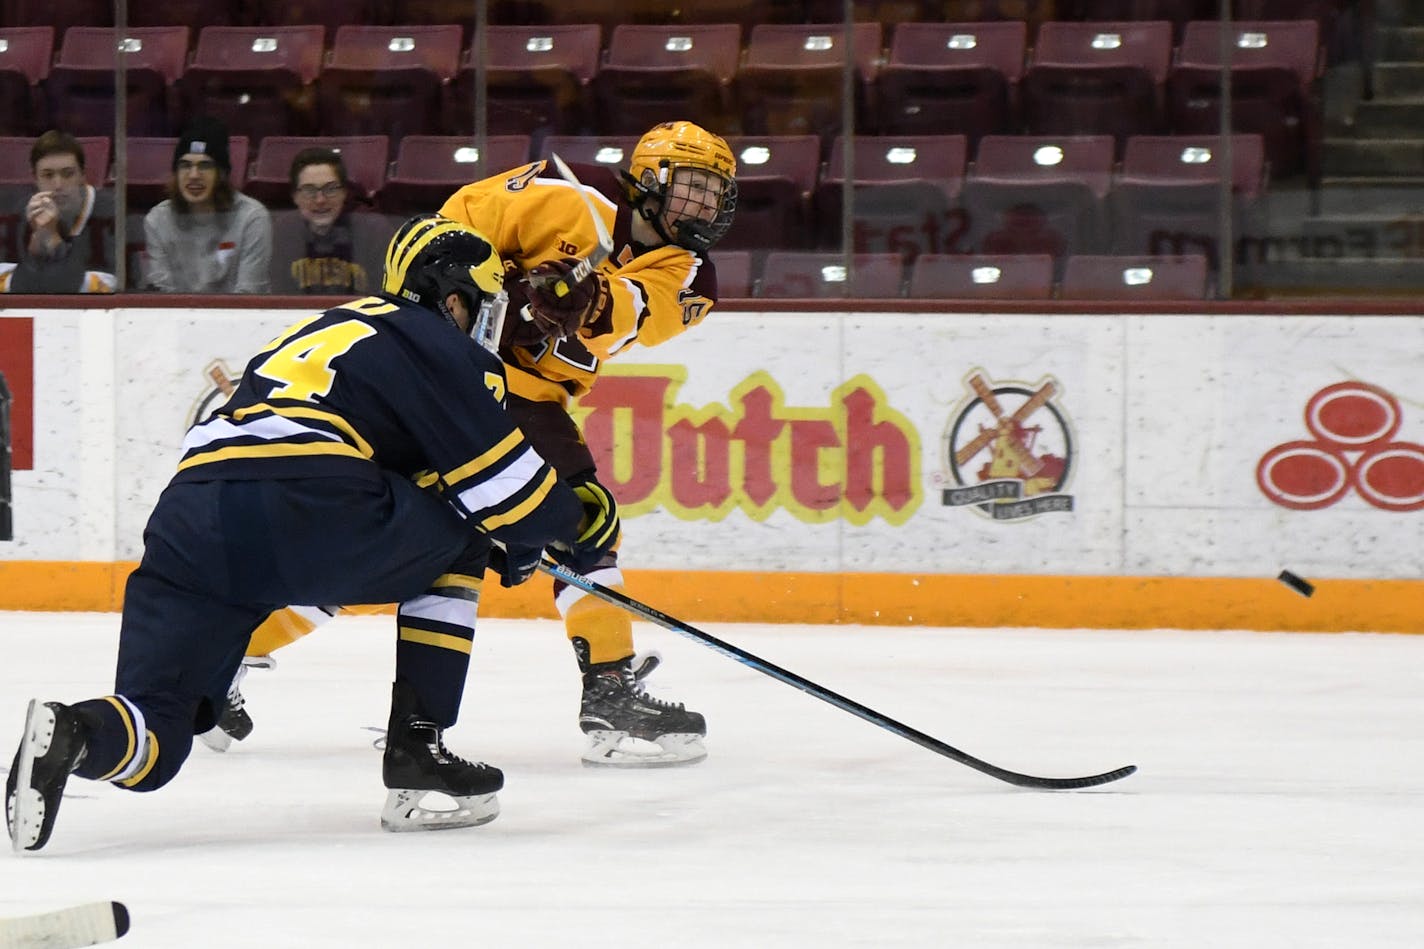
[0,370,11,541]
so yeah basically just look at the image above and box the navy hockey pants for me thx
[74,473,488,792]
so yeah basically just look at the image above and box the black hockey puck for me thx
[1277,570,1314,598]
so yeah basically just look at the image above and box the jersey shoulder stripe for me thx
[177,401,374,475]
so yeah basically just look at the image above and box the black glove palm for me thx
[489,542,542,587]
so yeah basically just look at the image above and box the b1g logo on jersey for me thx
[935,370,1075,521]
[1257,381,1424,512]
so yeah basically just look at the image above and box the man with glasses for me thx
[0,130,116,293]
[141,116,272,293]
[271,147,385,295]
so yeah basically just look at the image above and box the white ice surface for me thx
[2,611,1423,948]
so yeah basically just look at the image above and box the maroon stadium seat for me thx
[711,249,753,297]
[536,135,641,170]
[46,26,188,137]
[759,251,903,298]
[0,26,52,136]
[720,135,821,252]
[875,20,1026,145]
[735,23,882,143]
[380,135,533,215]
[1111,133,1266,268]
[1166,19,1323,183]
[593,24,741,137]
[1022,20,1172,149]
[959,134,1115,262]
[447,24,601,143]
[1059,253,1210,299]
[908,252,1055,298]
[180,25,325,145]
[814,134,968,260]
[318,24,462,154]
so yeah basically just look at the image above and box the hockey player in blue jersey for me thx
[5,215,620,851]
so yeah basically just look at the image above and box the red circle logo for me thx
[1353,443,1424,511]
[1256,441,1353,510]
[1305,382,1400,449]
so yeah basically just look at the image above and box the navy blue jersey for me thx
[174,294,575,544]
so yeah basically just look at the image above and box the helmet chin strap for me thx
[625,164,720,253]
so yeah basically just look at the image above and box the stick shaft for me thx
[537,562,1136,790]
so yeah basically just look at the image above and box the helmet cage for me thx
[626,162,737,254]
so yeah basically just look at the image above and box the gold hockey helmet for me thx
[624,121,737,254]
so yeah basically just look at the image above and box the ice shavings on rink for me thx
[2,611,1422,948]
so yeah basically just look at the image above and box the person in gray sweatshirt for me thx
[142,116,272,293]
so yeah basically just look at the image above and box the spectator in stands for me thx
[142,116,272,293]
[0,130,116,293]
[269,147,377,294]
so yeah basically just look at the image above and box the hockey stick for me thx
[519,153,616,326]
[0,901,129,948]
[543,153,615,297]
[537,561,1137,790]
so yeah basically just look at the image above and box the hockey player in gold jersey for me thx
[224,121,738,767]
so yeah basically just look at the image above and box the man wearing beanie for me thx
[142,116,272,293]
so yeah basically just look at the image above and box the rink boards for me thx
[0,301,1420,631]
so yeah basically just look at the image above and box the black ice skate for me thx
[198,654,276,753]
[574,638,707,768]
[380,680,502,832]
[7,700,90,852]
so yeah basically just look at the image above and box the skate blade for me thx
[581,731,707,769]
[196,726,233,753]
[379,789,499,832]
[9,699,53,852]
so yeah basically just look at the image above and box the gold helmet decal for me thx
[629,120,737,186]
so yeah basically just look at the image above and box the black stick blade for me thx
[997,764,1138,790]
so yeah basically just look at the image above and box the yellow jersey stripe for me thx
[177,440,369,472]
[232,402,374,458]
[398,626,474,655]
[480,468,558,531]
[443,430,523,486]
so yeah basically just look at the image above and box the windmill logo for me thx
[938,370,1075,521]
[188,360,238,429]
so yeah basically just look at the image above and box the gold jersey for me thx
[439,159,720,405]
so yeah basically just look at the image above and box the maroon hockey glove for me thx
[522,258,611,340]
